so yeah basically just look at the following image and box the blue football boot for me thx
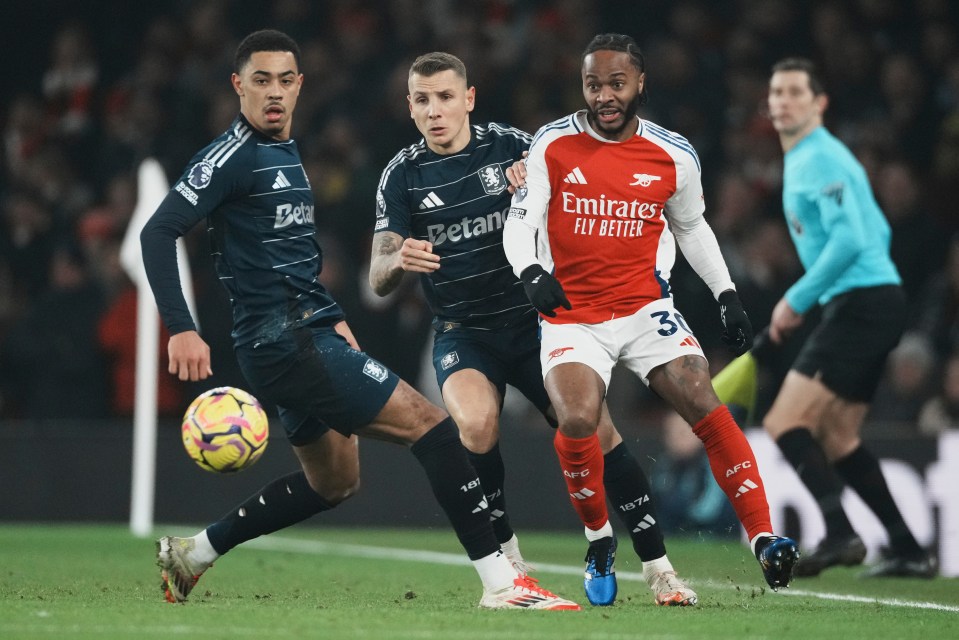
[757,536,801,591]
[584,535,617,606]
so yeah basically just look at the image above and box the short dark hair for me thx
[234,29,301,74]
[582,33,647,105]
[409,51,468,84]
[771,57,826,95]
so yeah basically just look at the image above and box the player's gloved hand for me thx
[719,289,754,356]
[520,264,571,318]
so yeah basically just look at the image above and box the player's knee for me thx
[379,381,450,443]
[820,430,859,462]
[558,410,600,438]
[316,476,361,507]
[456,416,499,453]
[762,416,791,439]
[332,476,361,505]
[674,393,721,427]
[303,467,361,507]
[460,428,499,454]
[597,422,622,452]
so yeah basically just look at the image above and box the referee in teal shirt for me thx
[760,57,934,579]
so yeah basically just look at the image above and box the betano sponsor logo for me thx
[273,202,315,229]
[426,207,507,246]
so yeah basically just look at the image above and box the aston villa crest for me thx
[478,164,506,195]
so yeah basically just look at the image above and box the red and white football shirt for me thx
[506,110,726,325]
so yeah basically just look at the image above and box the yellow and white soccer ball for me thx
[181,386,269,473]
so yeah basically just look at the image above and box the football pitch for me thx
[1,524,956,639]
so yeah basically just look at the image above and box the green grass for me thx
[0,524,956,639]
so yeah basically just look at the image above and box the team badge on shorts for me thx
[187,160,215,189]
[440,351,460,370]
[478,164,506,195]
[362,359,388,382]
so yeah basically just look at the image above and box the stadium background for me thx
[0,0,957,573]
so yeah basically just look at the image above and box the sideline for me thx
[244,534,959,614]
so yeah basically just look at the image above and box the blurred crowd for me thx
[1,0,958,438]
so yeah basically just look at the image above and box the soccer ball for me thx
[181,386,269,473]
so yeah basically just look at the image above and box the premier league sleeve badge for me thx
[187,160,215,189]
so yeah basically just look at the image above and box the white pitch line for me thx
[780,587,959,612]
[244,535,959,614]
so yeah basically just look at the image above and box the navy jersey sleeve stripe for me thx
[215,128,254,167]
[377,142,427,192]
[206,124,248,164]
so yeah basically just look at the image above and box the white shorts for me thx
[540,297,707,390]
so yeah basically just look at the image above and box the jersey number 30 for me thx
[650,310,691,337]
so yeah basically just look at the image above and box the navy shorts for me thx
[432,318,553,423]
[235,324,400,446]
[792,285,906,402]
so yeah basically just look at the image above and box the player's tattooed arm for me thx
[369,231,406,296]
[369,230,441,296]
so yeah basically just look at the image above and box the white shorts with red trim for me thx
[539,297,706,390]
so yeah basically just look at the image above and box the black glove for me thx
[519,264,571,318]
[718,289,754,356]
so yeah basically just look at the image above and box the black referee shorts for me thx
[432,317,553,424]
[792,285,906,403]
[236,324,400,446]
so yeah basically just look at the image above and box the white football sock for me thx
[642,555,674,583]
[750,532,775,557]
[191,529,220,567]
[473,550,516,593]
[584,521,614,542]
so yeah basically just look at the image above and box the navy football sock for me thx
[412,417,501,561]
[604,442,667,561]
[206,471,332,555]
[467,443,514,545]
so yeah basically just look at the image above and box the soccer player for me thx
[368,51,696,607]
[763,57,934,578]
[502,33,800,592]
[140,29,579,610]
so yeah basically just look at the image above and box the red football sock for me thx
[553,431,608,531]
[692,405,772,539]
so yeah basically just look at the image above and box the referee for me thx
[763,57,934,579]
